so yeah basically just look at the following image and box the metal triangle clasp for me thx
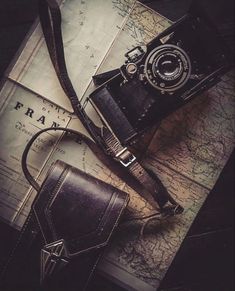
[40,239,69,284]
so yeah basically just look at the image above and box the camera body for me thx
[89,14,229,146]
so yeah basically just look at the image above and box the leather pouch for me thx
[1,159,129,291]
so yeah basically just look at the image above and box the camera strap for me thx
[37,0,183,214]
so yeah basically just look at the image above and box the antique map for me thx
[0,1,234,290]
[98,70,235,290]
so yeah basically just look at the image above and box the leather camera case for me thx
[0,160,129,291]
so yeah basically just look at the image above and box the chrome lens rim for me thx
[144,44,191,92]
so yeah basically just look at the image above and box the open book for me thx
[0,1,234,290]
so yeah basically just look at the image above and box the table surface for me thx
[0,1,234,291]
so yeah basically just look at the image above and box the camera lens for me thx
[144,44,191,92]
[157,54,180,80]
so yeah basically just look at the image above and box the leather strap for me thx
[38,0,105,148]
[37,0,183,214]
[22,127,114,192]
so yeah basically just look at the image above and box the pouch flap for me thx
[33,160,129,256]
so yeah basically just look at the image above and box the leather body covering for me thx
[0,160,129,291]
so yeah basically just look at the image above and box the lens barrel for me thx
[144,44,191,92]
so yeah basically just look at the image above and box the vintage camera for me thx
[89,14,229,146]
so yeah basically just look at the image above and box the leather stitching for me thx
[68,188,116,245]
[45,166,69,240]
[69,192,129,256]
[33,164,68,243]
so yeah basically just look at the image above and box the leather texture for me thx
[0,160,129,291]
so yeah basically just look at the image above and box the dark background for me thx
[0,1,234,291]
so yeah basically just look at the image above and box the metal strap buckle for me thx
[115,147,136,167]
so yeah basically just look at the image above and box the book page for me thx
[0,81,71,228]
